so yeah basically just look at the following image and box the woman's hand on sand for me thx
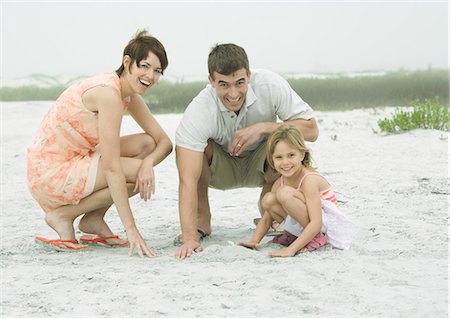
[134,160,155,202]
[238,241,260,249]
[176,240,203,259]
[126,227,155,258]
[268,247,296,258]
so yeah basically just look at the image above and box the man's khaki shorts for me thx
[209,141,267,190]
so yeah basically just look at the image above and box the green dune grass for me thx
[1,69,448,114]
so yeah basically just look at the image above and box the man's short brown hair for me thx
[208,43,249,80]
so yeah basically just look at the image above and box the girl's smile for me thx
[272,140,305,180]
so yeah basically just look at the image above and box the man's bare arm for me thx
[175,146,204,258]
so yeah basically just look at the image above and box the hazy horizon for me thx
[1,2,448,80]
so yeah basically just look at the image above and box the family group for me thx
[28,30,357,259]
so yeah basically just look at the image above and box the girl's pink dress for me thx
[280,172,358,250]
[27,72,129,212]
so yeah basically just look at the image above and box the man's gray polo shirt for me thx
[175,69,314,154]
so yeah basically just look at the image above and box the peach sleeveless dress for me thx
[27,72,129,212]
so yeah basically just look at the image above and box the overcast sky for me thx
[1,1,448,80]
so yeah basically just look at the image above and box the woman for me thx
[28,30,172,257]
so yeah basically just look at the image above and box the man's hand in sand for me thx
[126,227,155,258]
[238,241,260,249]
[176,240,203,259]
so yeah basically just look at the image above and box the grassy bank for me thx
[1,69,448,113]
[289,69,449,111]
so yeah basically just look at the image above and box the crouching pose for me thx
[28,30,172,257]
[175,43,318,259]
[240,125,357,257]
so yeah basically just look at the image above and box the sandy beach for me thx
[1,101,448,317]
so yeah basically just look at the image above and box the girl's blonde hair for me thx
[266,125,314,169]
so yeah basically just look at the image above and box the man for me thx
[175,43,318,259]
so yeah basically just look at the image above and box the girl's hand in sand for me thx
[126,227,155,258]
[238,241,260,249]
[268,247,296,258]
[176,240,203,259]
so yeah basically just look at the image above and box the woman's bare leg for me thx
[45,187,121,247]
[45,133,155,245]
[77,206,112,236]
[77,185,135,245]
[120,133,156,159]
[75,133,157,240]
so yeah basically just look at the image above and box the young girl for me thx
[28,30,172,257]
[240,125,357,257]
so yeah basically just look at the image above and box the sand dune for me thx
[1,101,447,317]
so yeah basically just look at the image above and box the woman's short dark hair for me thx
[115,30,168,76]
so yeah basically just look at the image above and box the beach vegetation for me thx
[1,69,448,114]
[289,69,448,111]
[0,86,66,102]
[377,97,449,133]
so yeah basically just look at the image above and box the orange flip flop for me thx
[79,234,129,247]
[35,236,89,252]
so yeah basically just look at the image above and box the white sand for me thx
[1,101,448,317]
